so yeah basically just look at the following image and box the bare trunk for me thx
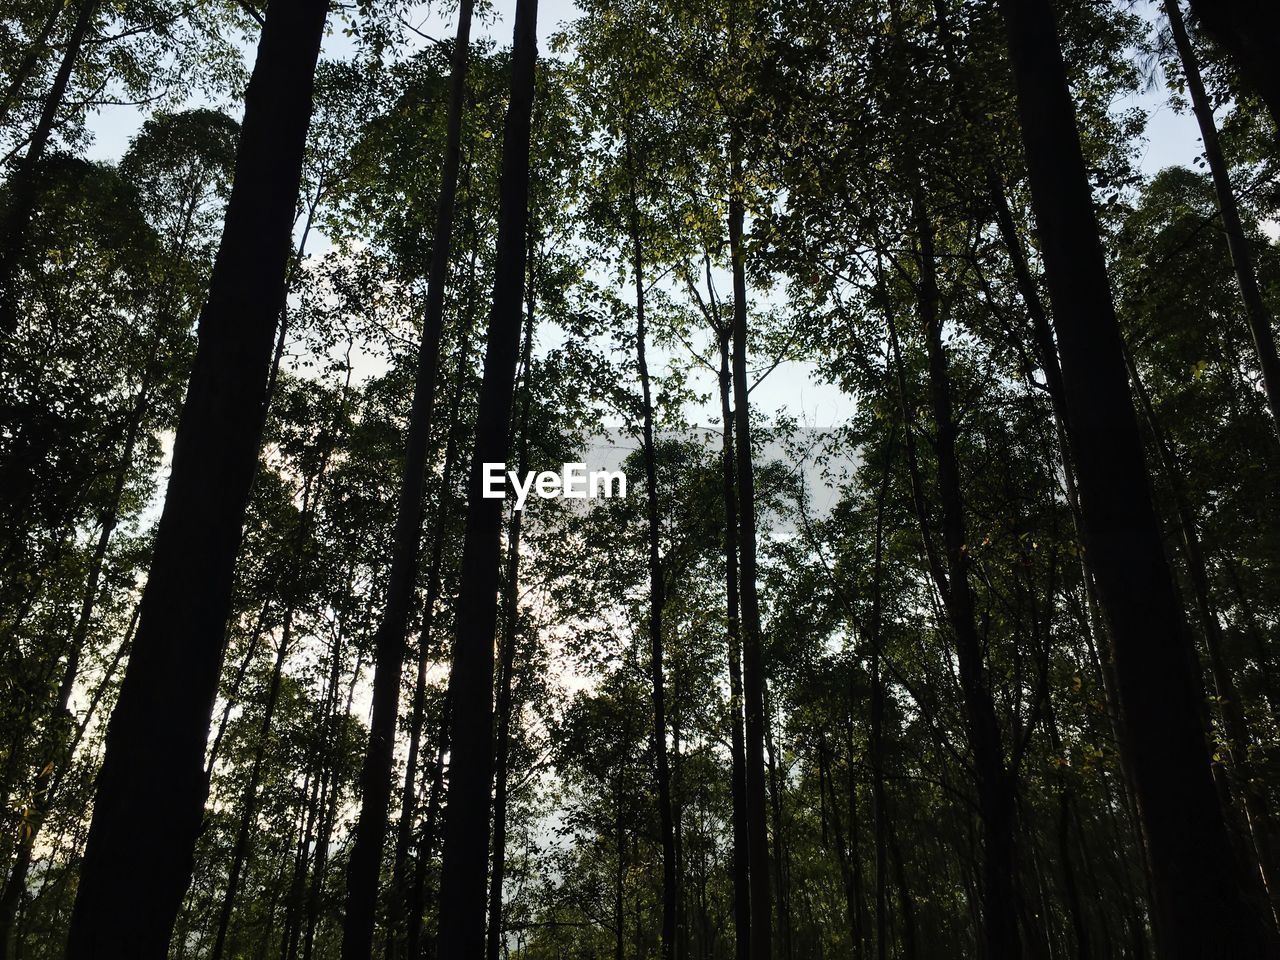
[65,0,328,949]
[998,0,1274,952]
[434,1,537,954]
[341,5,475,956]
[1164,0,1280,441]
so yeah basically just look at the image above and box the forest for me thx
[2,0,1280,956]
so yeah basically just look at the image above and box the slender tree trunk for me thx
[1164,0,1280,441]
[409,691,452,960]
[1185,0,1280,134]
[386,246,479,960]
[486,280,534,960]
[64,0,328,950]
[435,0,537,954]
[0,0,63,127]
[0,0,100,336]
[341,6,475,957]
[868,433,893,960]
[626,145,679,960]
[819,738,862,959]
[895,189,1021,960]
[998,0,1274,953]
[1124,343,1280,926]
[728,127,774,960]
[717,330,752,960]
[209,610,296,960]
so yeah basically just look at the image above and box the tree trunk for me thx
[626,143,679,960]
[0,0,100,336]
[486,275,534,960]
[868,432,893,960]
[1164,0,1280,442]
[895,188,1021,960]
[386,241,479,960]
[717,329,752,960]
[997,0,1274,953]
[341,5,474,957]
[434,0,537,954]
[1124,342,1280,927]
[728,127,774,960]
[209,609,296,960]
[64,0,328,950]
[1185,0,1280,134]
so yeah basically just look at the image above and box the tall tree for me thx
[997,0,1274,954]
[434,0,539,956]
[728,126,773,960]
[62,0,330,952]
[1163,0,1280,442]
[1186,0,1280,134]
[339,3,476,957]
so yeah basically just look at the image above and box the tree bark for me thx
[1124,341,1280,927]
[0,0,100,336]
[340,5,474,957]
[728,128,773,960]
[386,240,479,960]
[627,142,679,960]
[1185,0,1280,135]
[63,0,328,950]
[997,0,1274,953]
[717,328,752,960]
[486,274,534,960]
[1164,0,1280,442]
[434,0,537,954]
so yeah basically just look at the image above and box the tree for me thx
[63,0,329,951]
[435,0,539,956]
[997,0,1274,953]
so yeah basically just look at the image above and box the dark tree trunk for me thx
[0,0,99,335]
[717,330,752,960]
[1164,0,1280,441]
[341,5,474,957]
[728,129,774,960]
[486,279,534,960]
[0,0,63,127]
[627,146,679,960]
[1125,343,1280,926]
[997,0,1274,954]
[386,241,479,960]
[408,691,452,960]
[1185,0,1280,134]
[434,0,537,954]
[868,433,893,960]
[818,738,861,959]
[63,0,328,951]
[893,189,1021,960]
[209,615,293,960]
